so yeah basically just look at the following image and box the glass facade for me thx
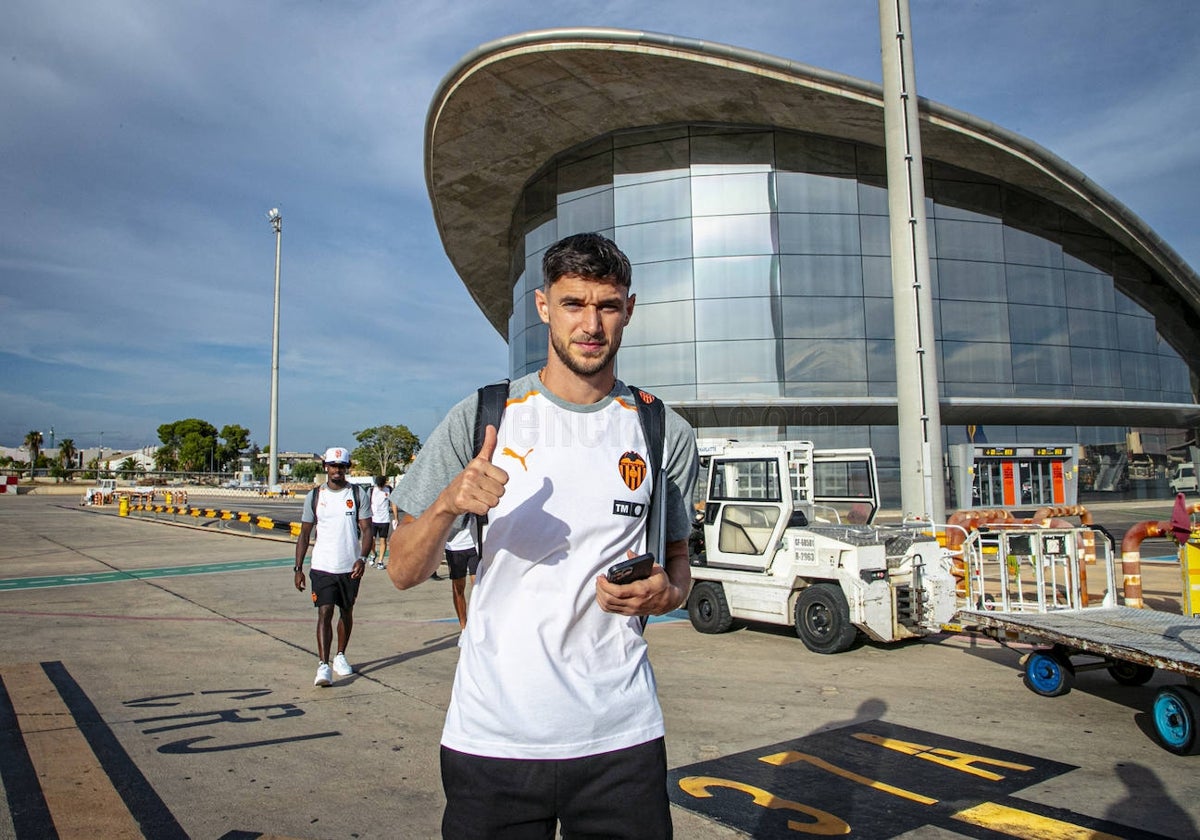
[506,126,1196,505]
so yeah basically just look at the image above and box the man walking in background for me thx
[294,446,373,687]
[369,474,393,568]
[444,528,479,628]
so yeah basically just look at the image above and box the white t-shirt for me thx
[396,375,701,760]
[446,526,476,553]
[303,484,366,574]
[370,485,392,524]
[395,374,698,760]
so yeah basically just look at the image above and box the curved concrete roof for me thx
[425,27,1200,380]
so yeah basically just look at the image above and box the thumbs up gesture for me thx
[446,424,508,517]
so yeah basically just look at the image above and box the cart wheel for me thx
[1153,686,1200,755]
[1023,648,1075,697]
[1107,661,1155,686]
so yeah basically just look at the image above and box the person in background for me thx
[369,474,393,568]
[444,527,479,628]
[294,447,373,687]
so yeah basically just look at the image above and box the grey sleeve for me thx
[390,392,479,523]
[662,406,699,544]
[300,489,316,524]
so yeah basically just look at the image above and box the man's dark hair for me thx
[374,475,387,487]
[542,232,632,288]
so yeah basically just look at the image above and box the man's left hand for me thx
[595,563,680,616]
[351,559,366,579]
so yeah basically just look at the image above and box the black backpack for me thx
[470,379,667,559]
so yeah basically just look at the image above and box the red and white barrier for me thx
[0,476,18,494]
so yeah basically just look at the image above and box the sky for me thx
[2,0,1198,456]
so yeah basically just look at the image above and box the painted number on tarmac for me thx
[668,720,1168,839]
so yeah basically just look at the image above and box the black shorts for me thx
[372,521,391,538]
[445,548,479,580]
[310,569,361,610]
[440,738,671,839]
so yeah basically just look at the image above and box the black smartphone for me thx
[606,552,655,584]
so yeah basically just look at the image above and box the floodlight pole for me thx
[880,0,945,522]
[267,209,282,490]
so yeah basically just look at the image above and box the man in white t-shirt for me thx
[294,446,373,687]
[443,527,479,629]
[389,233,698,839]
[368,475,393,569]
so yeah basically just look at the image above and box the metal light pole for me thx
[267,208,282,491]
[879,0,945,522]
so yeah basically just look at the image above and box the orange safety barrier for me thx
[1120,520,1171,609]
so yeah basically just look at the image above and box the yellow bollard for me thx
[1183,529,1200,619]
[118,496,129,517]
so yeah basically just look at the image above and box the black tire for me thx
[794,584,859,654]
[1023,648,1075,697]
[688,581,733,634]
[1153,686,1200,755]
[1107,661,1155,686]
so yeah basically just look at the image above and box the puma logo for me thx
[502,447,534,471]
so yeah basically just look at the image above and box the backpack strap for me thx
[629,386,666,632]
[628,386,666,563]
[628,386,665,486]
[471,379,511,545]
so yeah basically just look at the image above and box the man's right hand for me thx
[443,424,508,517]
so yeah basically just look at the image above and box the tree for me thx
[352,425,421,478]
[58,439,77,473]
[158,419,218,472]
[117,457,144,479]
[291,460,319,483]
[23,430,42,478]
[154,445,178,472]
[218,424,251,473]
[178,432,212,473]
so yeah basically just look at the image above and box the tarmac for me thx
[1,491,1198,839]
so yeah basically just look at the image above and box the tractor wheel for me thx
[794,584,859,655]
[688,581,733,634]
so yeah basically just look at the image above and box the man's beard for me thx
[549,329,619,377]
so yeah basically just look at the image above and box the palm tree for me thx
[117,456,144,479]
[58,439,77,474]
[23,430,42,478]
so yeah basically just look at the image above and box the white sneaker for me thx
[332,652,354,676]
[314,662,333,687]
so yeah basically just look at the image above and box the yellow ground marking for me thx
[953,801,1124,840]
[759,750,938,805]
[679,776,850,835]
[852,732,1034,781]
[3,663,143,839]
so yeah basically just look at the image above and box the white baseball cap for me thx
[322,446,351,465]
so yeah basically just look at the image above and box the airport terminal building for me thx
[424,28,1200,508]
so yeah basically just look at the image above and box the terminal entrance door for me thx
[974,457,1065,507]
[949,444,1078,510]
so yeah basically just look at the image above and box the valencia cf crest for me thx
[345,499,354,509]
[619,451,648,491]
